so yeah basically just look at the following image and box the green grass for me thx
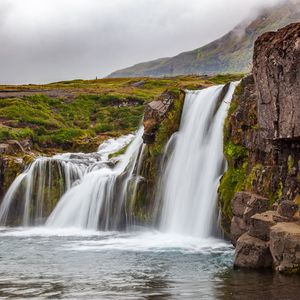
[0,75,243,153]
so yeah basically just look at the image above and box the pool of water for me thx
[0,227,299,299]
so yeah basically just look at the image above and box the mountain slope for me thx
[108,0,300,78]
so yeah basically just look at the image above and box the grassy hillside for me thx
[108,0,300,78]
[0,74,242,154]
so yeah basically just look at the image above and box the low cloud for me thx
[0,0,285,84]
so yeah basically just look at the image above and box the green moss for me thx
[287,155,294,174]
[108,144,130,159]
[294,194,300,206]
[219,162,247,219]
[224,141,248,164]
[151,90,185,156]
[245,164,263,191]
[0,127,34,141]
[209,73,244,85]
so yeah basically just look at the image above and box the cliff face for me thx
[253,22,300,140]
[220,22,300,273]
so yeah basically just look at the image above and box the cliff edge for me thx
[219,22,300,273]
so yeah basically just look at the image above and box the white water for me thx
[46,128,144,230]
[160,83,237,237]
[0,134,135,226]
[1,83,236,236]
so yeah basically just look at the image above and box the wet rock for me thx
[249,211,276,241]
[231,216,247,246]
[0,156,24,200]
[234,233,273,269]
[243,194,269,225]
[253,23,300,140]
[278,201,299,219]
[270,222,300,273]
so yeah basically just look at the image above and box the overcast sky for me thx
[0,0,284,84]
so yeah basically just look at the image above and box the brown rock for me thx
[278,201,299,219]
[231,192,252,217]
[273,213,292,223]
[270,222,300,273]
[0,140,24,156]
[230,216,247,246]
[234,233,273,269]
[243,194,269,225]
[253,23,300,140]
[143,90,179,144]
[248,211,276,241]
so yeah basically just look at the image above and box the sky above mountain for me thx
[0,0,284,84]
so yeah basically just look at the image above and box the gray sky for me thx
[0,0,283,84]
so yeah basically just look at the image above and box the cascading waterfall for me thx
[46,128,145,230]
[159,83,237,238]
[0,158,85,226]
[0,83,237,235]
[0,134,134,226]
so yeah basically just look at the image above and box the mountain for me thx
[108,0,300,78]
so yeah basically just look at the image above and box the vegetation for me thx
[0,75,238,153]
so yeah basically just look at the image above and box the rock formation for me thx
[220,22,300,273]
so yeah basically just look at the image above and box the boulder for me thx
[270,222,300,273]
[232,192,252,217]
[253,23,300,140]
[230,216,247,246]
[248,211,277,241]
[278,201,299,219]
[234,233,273,269]
[243,194,269,225]
[143,91,178,144]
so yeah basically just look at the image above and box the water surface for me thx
[0,228,299,299]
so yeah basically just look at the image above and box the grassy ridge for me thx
[0,75,242,153]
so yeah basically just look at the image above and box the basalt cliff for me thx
[219,22,300,273]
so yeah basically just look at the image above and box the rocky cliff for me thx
[219,22,300,273]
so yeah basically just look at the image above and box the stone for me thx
[248,211,277,241]
[0,140,24,155]
[230,216,247,246]
[253,23,300,140]
[243,194,269,225]
[270,222,300,273]
[143,90,179,144]
[273,213,292,223]
[278,201,299,219]
[234,233,273,269]
[231,192,252,217]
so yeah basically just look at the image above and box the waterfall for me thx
[159,83,237,238]
[0,134,135,227]
[46,128,145,230]
[0,158,84,226]
[1,83,237,234]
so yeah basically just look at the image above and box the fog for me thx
[0,0,284,84]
